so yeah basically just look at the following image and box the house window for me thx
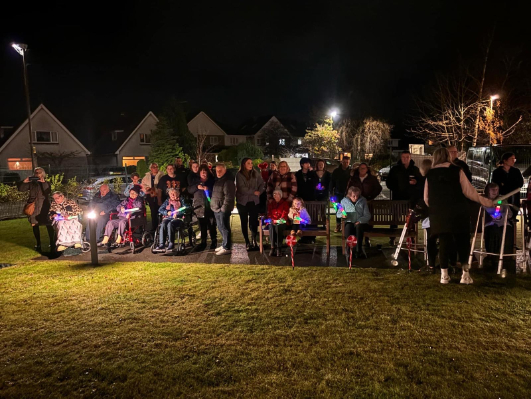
[256,138,262,146]
[34,131,58,143]
[210,136,219,145]
[122,156,146,167]
[279,139,286,146]
[229,137,238,145]
[139,133,151,144]
[8,158,32,170]
[297,139,302,145]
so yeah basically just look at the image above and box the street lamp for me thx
[11,43,36,170]
[329,110,339,120]
[87,211,99,265]
[490,95,499,110]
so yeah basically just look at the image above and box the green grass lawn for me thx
[1,217,531,397]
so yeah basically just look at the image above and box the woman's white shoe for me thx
[440,269,451,284]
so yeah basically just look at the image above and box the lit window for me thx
[297,139,302,145]
[279,139,285,145]
[139,133,151,144]
[34,131,58,143]
[210,136,219,145]
[8,158,32,170]
[122,156,146,167]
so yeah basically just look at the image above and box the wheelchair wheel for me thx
[82,241,91,253]
[131,241,136,254]
[177,243,185,254]
[142,231,153,247]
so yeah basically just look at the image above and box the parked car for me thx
[79,175,132,202]
[378,165,392,181]
[466,145,531,198]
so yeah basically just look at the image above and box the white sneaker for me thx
[216,248,231,256]
[214,246,224,252]
[460,271,473,285]
[440,269,450,284]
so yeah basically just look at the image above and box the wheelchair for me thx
[106,209,153,254]
[151,206,199,255]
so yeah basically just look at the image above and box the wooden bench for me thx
[341,200,417,254]
[259,201,330,255]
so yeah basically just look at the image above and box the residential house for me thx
[90,111,158,170]
[0,104,90,179]
[187,111,232,147]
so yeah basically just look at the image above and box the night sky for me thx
[1,1,530,141]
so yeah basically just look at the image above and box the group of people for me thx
[19,149,527,280]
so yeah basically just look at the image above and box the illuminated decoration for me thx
[263,218,286,225]
[492,200,502,219]
[316,183,324,191]
[286,234,297,269]
[124,207,140,213]
[294,216,309,224]
[330,196,347,216]
[87,211,96,219]
[205,189,211,202]
[346,235,357,270]
[170,206,188,217]
[53,214,77,221]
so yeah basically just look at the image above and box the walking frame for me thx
[391,209,427,268]
[468,202,527,276]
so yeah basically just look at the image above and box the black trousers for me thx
[438,232,470,270]
[269,224,286,249]
[237,202,258,244]
[484,225,514,272]
[146,195,159,233]
[198,213,217,246]
[344,222,369,255]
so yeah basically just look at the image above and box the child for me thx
[156,188,187,251]
[267,188,289,257]
[124,172,144,198]
[340,186,371,258]
[101,186,145,246]
[288,197,311,237]
[482,182,514,273]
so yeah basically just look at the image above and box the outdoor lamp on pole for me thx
[12,43,36,170]
[87,211,99,265]
[329,110,339,121]
[490,95,499,110]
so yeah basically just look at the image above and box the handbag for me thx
[23,201,35,216]
[23,181,45,217]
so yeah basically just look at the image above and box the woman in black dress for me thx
[424,148,495,285]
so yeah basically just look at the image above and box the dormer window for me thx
[34,131,58,143]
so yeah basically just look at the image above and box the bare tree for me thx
[339,118,392,160]
[194,128,216,164]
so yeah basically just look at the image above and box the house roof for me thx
[115,111,159,154]
[187,110,236,135]
[91,111,155,156]
[0,104,90,155]
[237,116,306,137]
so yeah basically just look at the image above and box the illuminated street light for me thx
[490,95,499,110]
[329,110,339,120]
[11,42,36,170]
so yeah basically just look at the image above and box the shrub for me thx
[0,183,28,203]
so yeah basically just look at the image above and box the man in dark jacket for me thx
[294,157,317,202]
[448,146,472,182]
[386,151,422,245]
[386,151,422,202]
[211,163,235,255]
[86,184,121,244]
[174,156,189,193]
[330,156,351,232]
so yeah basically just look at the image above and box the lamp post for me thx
[12,43,36,170]
[87,211,99,265]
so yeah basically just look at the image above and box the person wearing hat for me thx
[295,157,317,202]
[267,187,290,256]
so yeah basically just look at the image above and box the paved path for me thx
[34,243,415,269]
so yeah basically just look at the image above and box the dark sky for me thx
[1,1,530,140]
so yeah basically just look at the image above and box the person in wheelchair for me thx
[100,186,145,246]
[155,188,188,252]
[49,191,83,252]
